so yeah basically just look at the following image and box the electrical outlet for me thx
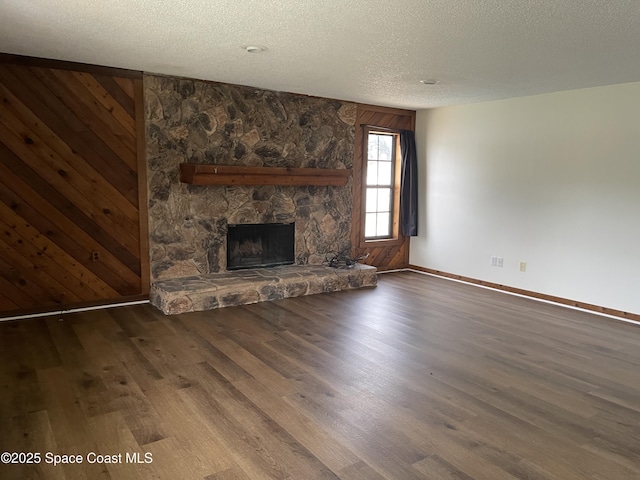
[491,256,497,266]
[497,257,503,267]
[520,261,526,272]
[91,250,100,262]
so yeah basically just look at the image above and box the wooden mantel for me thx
[180,164,352,186]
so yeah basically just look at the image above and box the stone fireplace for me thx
[145,75,378,315]
[227,222,295,270]
[145,75,357,280]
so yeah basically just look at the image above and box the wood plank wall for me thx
[352,104,416,271]
[0,55,148,315]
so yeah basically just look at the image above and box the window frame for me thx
[360,126,403,247]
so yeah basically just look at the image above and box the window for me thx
[364,131,399,240]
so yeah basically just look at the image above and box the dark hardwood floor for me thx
[1,271,640,479]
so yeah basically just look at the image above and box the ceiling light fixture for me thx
[244,45,267,53]
[420,79,438,85]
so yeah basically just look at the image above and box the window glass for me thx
[377,189,390,212]
[376,213,390,237]
[367,161,378,185]
[365,213,378,238]
[378,162,392,186]
[366,189,378,212]
[364,132,397,240]
[368,139,379,160]
[378,135,392,161]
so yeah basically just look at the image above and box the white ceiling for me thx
[1,0,640,109]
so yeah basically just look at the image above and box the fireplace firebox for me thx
[227,222,295,271]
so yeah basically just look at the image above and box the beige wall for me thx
[411,82,640,315]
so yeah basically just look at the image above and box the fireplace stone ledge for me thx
[149,264,377,315]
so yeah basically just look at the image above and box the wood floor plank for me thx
[0,410,66,480]
[71,315,169,445]
[1,272,640,479]
[337,460,388,480]
[178,383,294,480]
[192,361,341,480]
[204,466,252,480]
[142,378,236,475]
[232,376,361,472]
[85,411,158,480]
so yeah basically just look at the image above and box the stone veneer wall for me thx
[145,75,356,280]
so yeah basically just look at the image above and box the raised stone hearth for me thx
[150,264,377,315]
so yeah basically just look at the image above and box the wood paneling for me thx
[352,105,415,271]
[2,273,640,478]
[0,56,148,315]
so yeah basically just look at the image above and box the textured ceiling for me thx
[1,0,640,109]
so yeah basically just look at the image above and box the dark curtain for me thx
[400,130,418,236]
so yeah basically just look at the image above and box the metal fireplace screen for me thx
[226,222,295,270]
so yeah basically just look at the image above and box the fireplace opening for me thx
[227,222,295,271]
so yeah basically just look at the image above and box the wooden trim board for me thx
[135,77,150,294]
[0,294,149,320]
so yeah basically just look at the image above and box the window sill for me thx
[360,236,404,248]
